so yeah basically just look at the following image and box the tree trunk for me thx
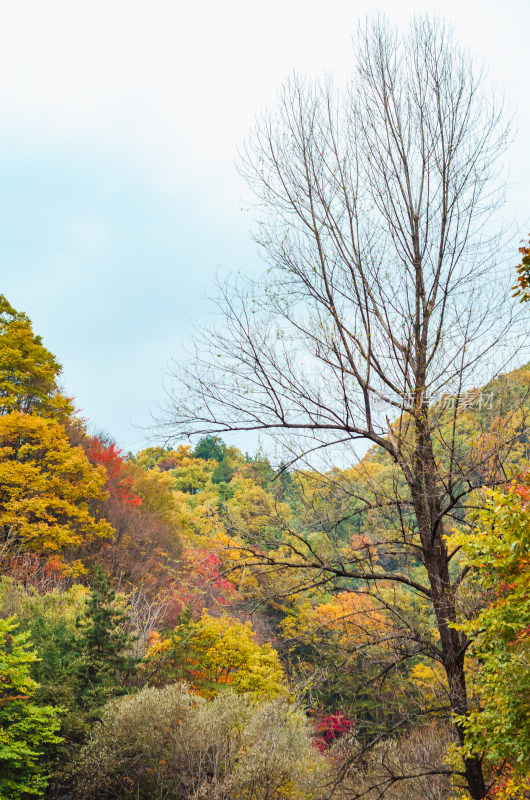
[410,427,486,800]
[425,536,486,800]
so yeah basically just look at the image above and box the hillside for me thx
[0,294,529,799]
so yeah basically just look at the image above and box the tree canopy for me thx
[0,295,73,421]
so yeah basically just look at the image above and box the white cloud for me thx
[0,1,526,203]
[0,0,527,447]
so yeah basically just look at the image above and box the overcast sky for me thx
[1,0,528,450]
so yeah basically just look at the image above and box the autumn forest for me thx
[1,16,530,800]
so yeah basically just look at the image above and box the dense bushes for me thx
[74,683,327,800]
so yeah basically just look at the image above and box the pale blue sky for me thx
[0,146,257,447]
[1,0,528,450]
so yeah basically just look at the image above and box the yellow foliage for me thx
[129,465,184,530]
[225,476,290,537]
[489,769,530,800]
[171,458,216,494]
[409,661,448,708]
[0,412,113,559]
[0,576,89,624]
[0,293,74,421]
[173,488,223,542]
[192,612,286,699]
[145,612,286,701]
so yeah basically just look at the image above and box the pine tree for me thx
[74,567,138,711]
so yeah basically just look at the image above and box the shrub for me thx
[75,683,326,799]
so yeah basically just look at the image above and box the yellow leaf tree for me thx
[146,611,286,701]
[0,294,73,420]
[0,411,112,566]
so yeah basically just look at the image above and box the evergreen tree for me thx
[74,567,138,711]
[192,435,226,462]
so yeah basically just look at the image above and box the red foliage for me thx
[87,437,142,507]
[193,551,236,597]
[313,712,354,751]
[2,553,71,593]
[515,484,530,505]
[486,763,530,798]
[157,549,237,625]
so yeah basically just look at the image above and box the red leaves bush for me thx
[314,711,353,751]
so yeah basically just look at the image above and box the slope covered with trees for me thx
[1,16,530,800]
[0,285,529,799]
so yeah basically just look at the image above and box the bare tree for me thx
[164,16,526,799]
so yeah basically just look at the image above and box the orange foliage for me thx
[315,591,390,649]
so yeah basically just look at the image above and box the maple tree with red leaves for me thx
[86,437,142,507]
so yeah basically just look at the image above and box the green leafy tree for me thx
[0,578,124,790]
[74,567,138,711]
[452,481,530,775]
[193,435,227,462]
[0,579,87,715]
[0,617,62,799]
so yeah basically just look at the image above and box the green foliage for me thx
[0,580,88,700]
[4,287,530,798]
[451,482,530,771]
[0,578,133,788]
[131,445,169,470]
[0,578,87,622]
[74,566,139,711]
[181,437,247,484]
[193,434,227,462]
[0,617,62,799]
